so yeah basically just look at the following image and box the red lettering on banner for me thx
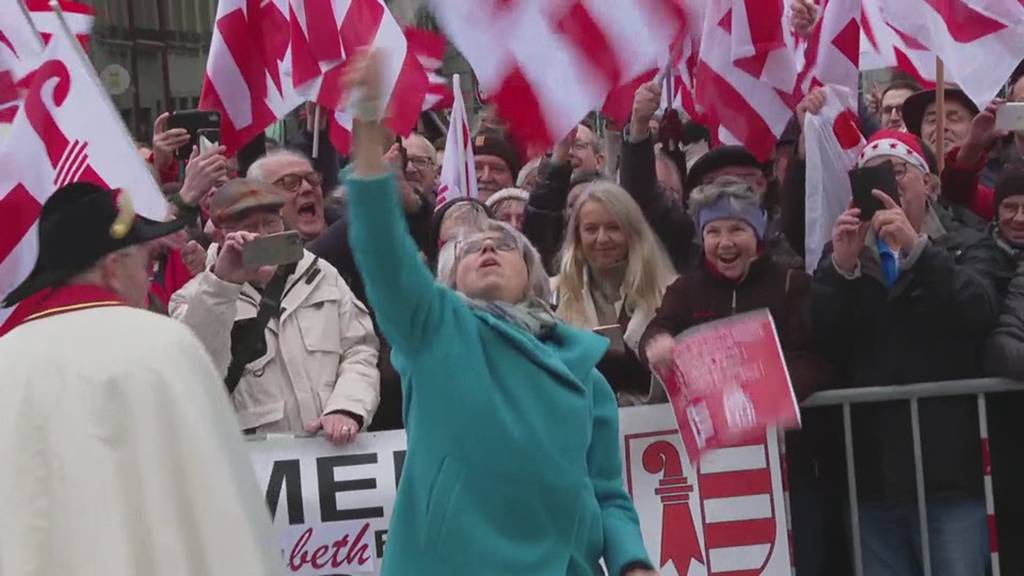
[288,523,373,573]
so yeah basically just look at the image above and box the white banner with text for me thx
[247,404,792,575]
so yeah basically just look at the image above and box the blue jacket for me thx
[346,174,651,576]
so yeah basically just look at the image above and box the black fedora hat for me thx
[684,145,764,193]
[901,86,980,137]
[3,182,185,307]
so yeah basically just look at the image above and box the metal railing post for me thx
[843,403,864,576]
[978,393,1001,575]
[910,398,932,576]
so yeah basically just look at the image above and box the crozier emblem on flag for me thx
[0,23,168,333]
[621,407,792,576]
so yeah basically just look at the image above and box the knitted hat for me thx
[472,130,522,177]
[484,188,529,210]
[995,165,1024,210]
[689,177,768,241]
[857,129,930,174]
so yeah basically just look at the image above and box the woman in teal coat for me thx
[343,54,657,576]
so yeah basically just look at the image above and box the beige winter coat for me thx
[170,249,380,432]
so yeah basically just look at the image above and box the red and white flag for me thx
[0,23,169,332]
[25,0,94,51]
[202,0,428,155]
[405,27,452,112]
[0,4,43,124]
[694,0,799,161]
[859,0,936,85]
[434,73,476,206]
[876,0,1024,106]
[795,0,860,96]
[802,84,864,273]
[428,0,689,151]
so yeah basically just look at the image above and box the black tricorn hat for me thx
[2,182,184,307]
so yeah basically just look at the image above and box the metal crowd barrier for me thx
[801,378,1024,576]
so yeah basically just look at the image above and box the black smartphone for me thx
[849,160,899,221]
[167,110,221,161]
[395,136,409,173]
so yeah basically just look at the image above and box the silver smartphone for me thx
[242,231,303,268]
[996,102,1024,132]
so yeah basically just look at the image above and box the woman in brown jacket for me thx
[640,177,829,401]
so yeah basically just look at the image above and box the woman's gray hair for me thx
[686,175,760,219]
[436,220,551,302]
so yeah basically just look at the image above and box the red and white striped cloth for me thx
[434,73,476,206]
[875,0,1024,106]
[1,1,93,126]
[795,0,860,96]
[25,0,94,51]
[428,0,689,150]
[694,0,799,161]
[0,4,43,124]
[697,433,784,573]
[861,0,1024,106]
[202,0,428,155]
[0,24,169,333]
[405,26,452,112]
[859,0,936,85]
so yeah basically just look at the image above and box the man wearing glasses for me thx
[170,179,381,445]
[247,150,327,242]
[571,121,606,178]
[403,133,440,201]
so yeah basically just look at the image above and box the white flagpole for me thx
[17,0,46,48]
[453,73,469,199]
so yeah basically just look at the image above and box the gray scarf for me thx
[462,295,559,339]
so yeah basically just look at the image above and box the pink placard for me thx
[657,309,800,463]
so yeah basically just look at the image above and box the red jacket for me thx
[941,146,994,221]
[149,249,195,312]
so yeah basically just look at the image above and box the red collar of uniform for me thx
[0,285,125,337]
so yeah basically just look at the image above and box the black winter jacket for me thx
[810,220,1000,501]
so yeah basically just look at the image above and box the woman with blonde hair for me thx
[557,181,677,404]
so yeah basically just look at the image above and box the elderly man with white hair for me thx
[247,149,327,242]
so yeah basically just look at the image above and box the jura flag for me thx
[0,23,169,330]
[434,73,476,206]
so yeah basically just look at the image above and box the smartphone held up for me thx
[849,160,899,221]
[242,231,304,269]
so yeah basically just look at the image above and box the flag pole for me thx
[453,73,469,199]
[935,58,946,173]
[17,0,45,48]
[312,105,321,159]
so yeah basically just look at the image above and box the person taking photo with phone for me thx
[810,129,1001,575]
[169,179,380,444]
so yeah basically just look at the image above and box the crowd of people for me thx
[4,28,1024,576]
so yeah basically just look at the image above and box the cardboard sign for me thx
[247,404,792,576]
[657,309,800,462]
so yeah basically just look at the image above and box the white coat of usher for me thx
[0,306,280,576]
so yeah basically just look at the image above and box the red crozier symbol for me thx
[21,59,107,188]
[642,440,704,572]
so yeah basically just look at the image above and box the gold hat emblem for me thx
[109,190,135,239]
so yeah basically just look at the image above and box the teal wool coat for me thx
[346,174,652,576]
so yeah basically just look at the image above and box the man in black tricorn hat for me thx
[0,182,279,575]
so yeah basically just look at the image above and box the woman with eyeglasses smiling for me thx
[343,51,658,576]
